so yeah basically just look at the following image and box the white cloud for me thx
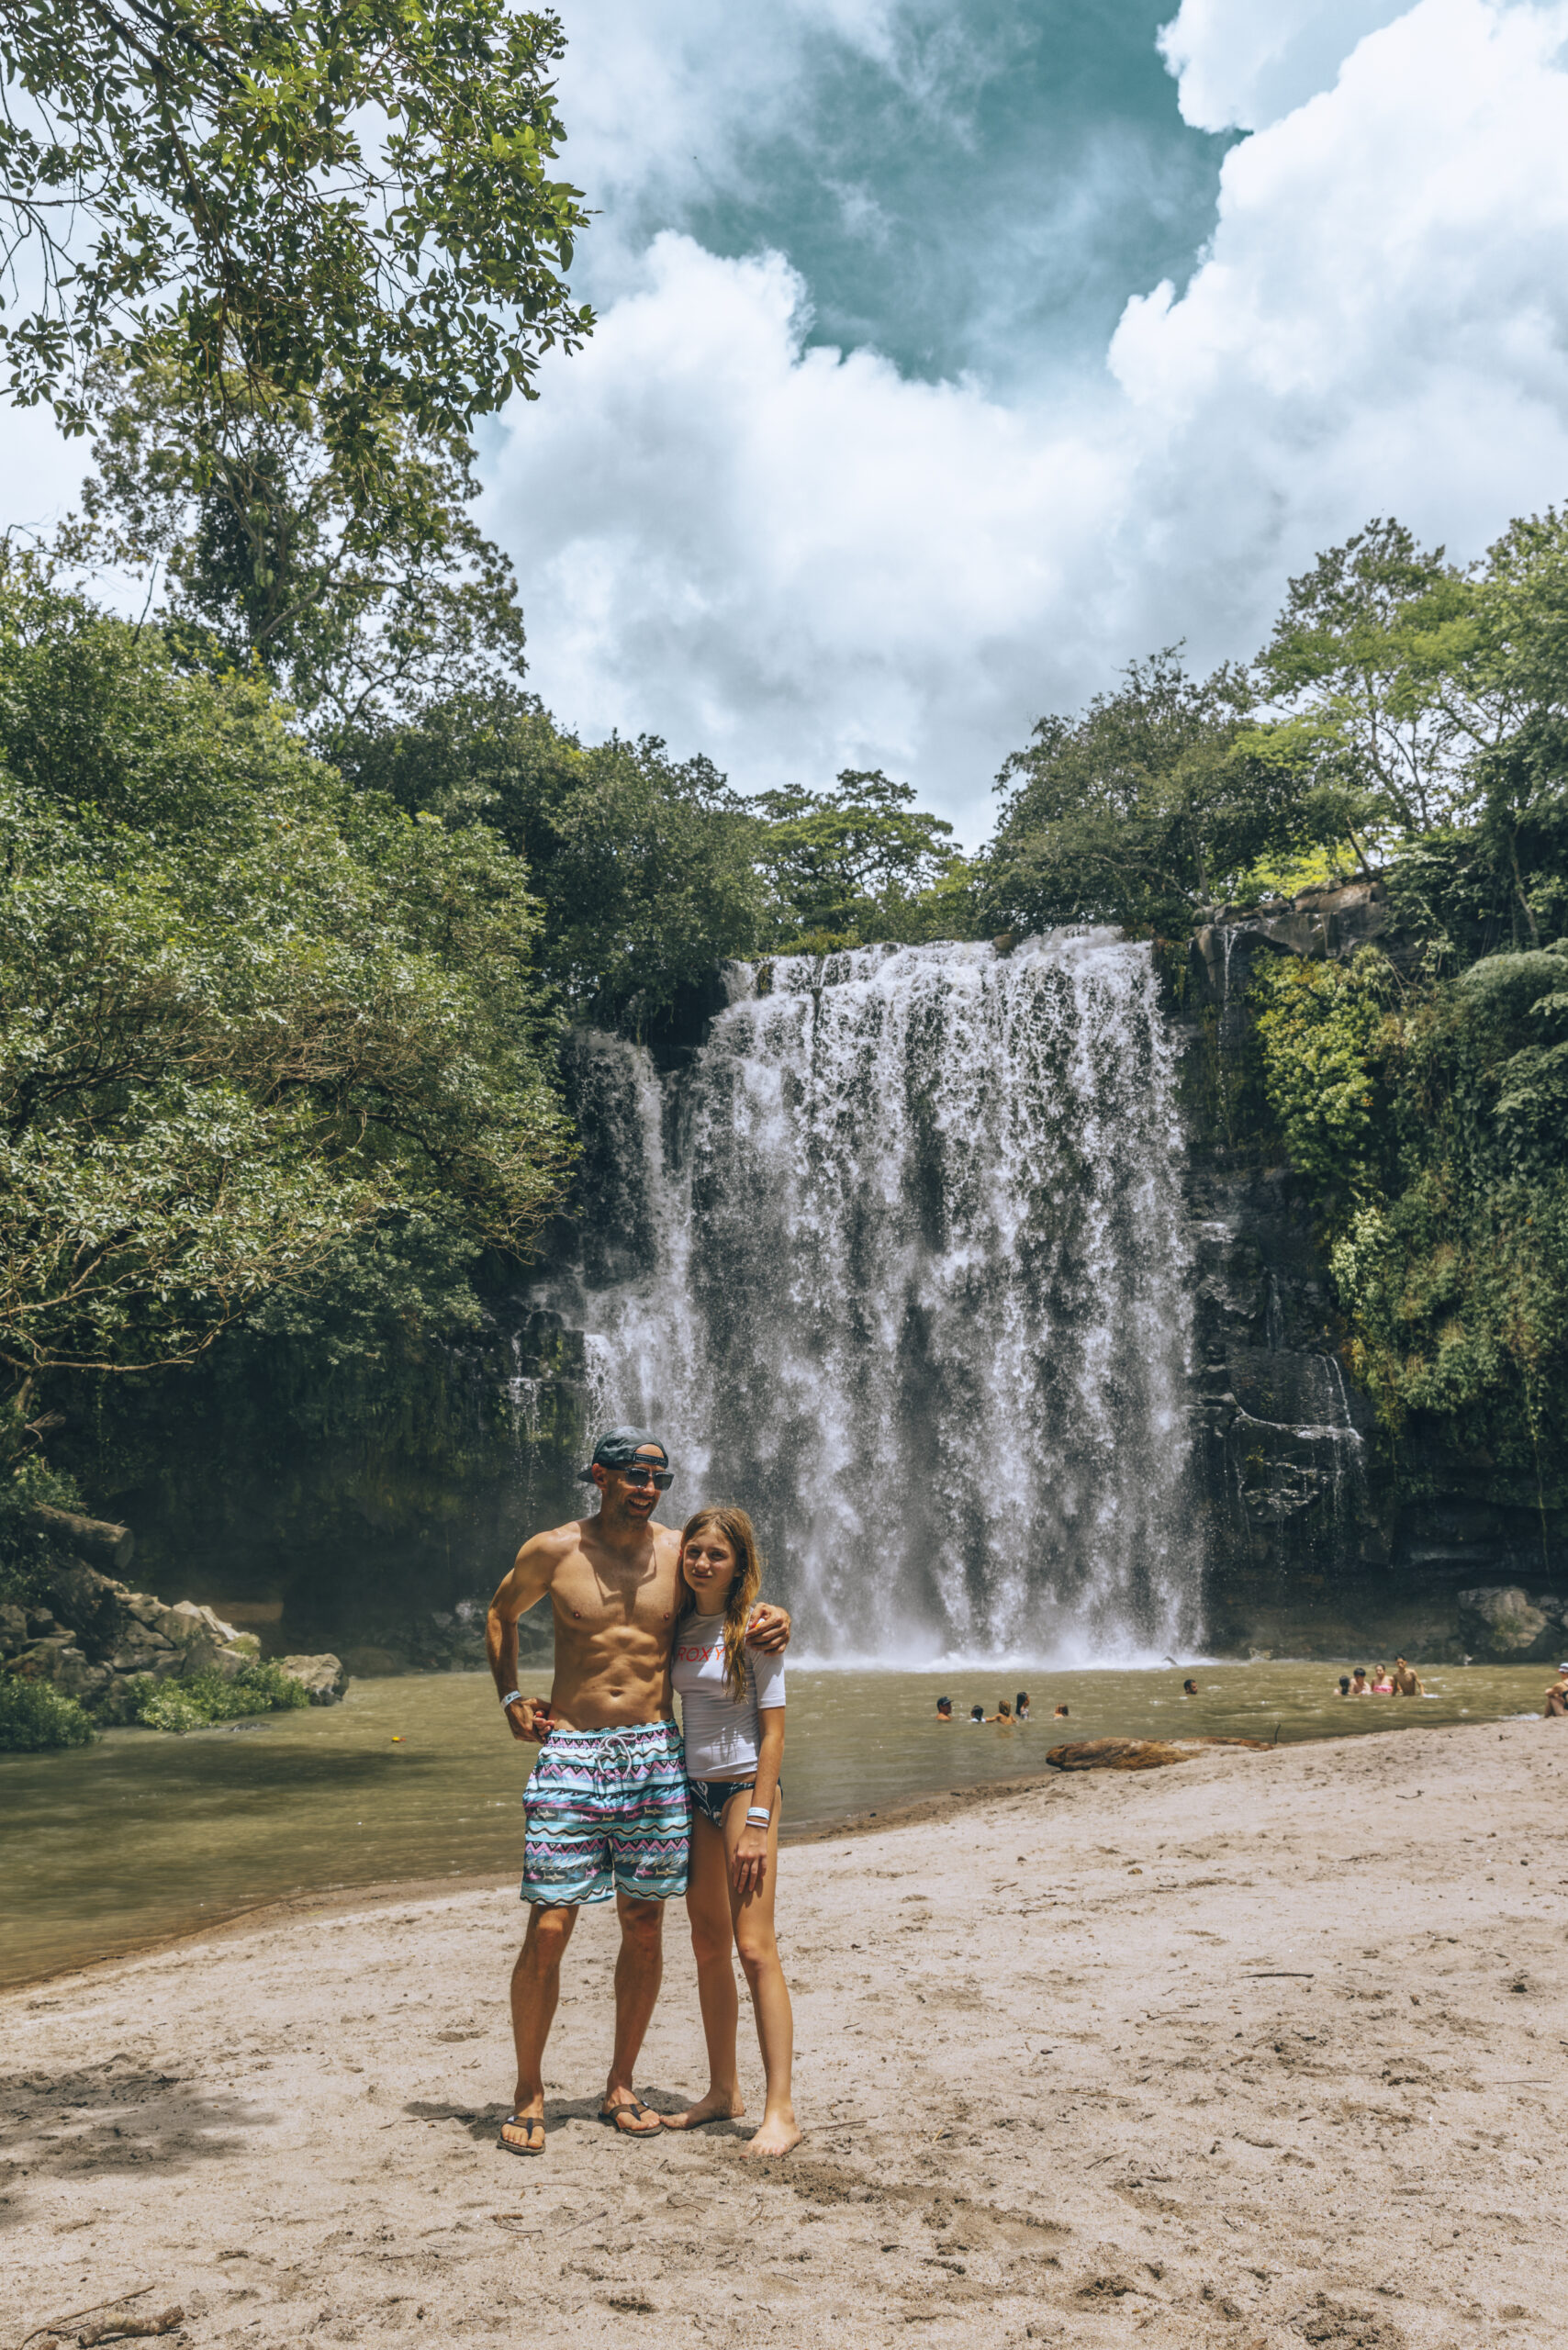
[482,236,1131,831]
[487,0,1568,839]
[550,0,903,298]
[1157,0,1414,132]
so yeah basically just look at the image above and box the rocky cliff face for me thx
[0,1518,349,1719]
[1178,880,1566,1662]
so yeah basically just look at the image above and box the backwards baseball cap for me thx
[578,1426,670,1483]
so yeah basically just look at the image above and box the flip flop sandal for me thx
[599,2098,661,2137]
[499,2112,546,2156]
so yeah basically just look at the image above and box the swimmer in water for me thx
[1015,1691,1031,1722]
[935,1695,953,1722]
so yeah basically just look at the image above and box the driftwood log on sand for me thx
[1046,1735,1273,1771]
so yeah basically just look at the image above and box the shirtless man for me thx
[1543,1667,1568,1719]
[486,1427,790,2155]
[1391,1656,1425,1696]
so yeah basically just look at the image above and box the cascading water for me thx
[539,933,1199,1663]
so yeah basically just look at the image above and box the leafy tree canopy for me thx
[54,355,526,747]
[751,769,968,952]
[0,0,592,454]
[339,687,769,1034]
[979,647,1346,936]
[0,556,567,1407]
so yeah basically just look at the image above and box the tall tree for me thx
[1253,519,1495,838]
[56,356,527,744]
[0,0,591,453]
[752,770,966,948]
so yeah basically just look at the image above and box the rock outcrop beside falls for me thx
[1181,876,1566,1660]
[0,1522,348,1721]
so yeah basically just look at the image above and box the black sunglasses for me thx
[621,1465,673,1491]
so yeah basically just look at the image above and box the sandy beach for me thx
[4,1716,1563,2348]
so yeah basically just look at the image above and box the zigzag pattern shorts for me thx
[521,1720,691,1908]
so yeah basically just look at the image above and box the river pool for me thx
[2,1662,1551,1988]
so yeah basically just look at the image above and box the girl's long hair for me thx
[678,1506,764,1701]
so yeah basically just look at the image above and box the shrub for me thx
[133,1661,309,1734]
[0,1673,95,1751]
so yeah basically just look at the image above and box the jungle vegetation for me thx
[0,0,1564,1607]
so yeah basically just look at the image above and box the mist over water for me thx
[545,933,1199,1663]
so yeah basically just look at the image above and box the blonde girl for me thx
[662,1506,800,2156]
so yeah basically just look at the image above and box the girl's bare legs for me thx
[724,1792,801,2156]
[662,1812,745,2128]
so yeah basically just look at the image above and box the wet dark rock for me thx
[1179,891,1565,1659]
[1456,1584,1566,1661]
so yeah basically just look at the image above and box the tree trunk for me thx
[30,1505,135,1572]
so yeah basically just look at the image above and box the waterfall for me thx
[541,933,1199,1664]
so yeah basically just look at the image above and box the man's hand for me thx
[503,1695,555,1743]
[745,1602,791,1655]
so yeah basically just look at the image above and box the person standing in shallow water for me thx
[662,1508,801,2156]
[485,1428,790,2157]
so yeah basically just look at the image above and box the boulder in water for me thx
[1047,1736,1271,1771]
[1456,1584,1562,1660]
[278,1652,349,1705]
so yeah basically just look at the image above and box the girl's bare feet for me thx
[661,2087,745,2131]
[742,2112,801,2156]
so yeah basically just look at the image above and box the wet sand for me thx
[3,1717,1564,2347]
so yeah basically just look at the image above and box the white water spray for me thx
[543,934,1199,1663]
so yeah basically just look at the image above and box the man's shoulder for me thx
[520,1517,598,1572]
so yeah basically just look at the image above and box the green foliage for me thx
[1253,937,1568,1501]
[342,690,770,1030]
[0,557,569,1400]
[0,0,591,457]
[980,648,1345,936]
[0,1672,95,1750]
[751,770,970,951]
[132,1660,308,1733]
[55,358,528,745]
[0,1451,84,1606]
[1252,951,1396,1209]
[1253,517,1483,839]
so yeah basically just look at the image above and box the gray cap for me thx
[578,1426,668,1483]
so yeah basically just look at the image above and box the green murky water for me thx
[2,1662,1552,1988]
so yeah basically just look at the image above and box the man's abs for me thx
[544,1577,681,1730]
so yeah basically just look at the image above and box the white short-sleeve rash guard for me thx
[672,1610,786,1779]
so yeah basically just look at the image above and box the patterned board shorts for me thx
[521,1720,691,1908]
